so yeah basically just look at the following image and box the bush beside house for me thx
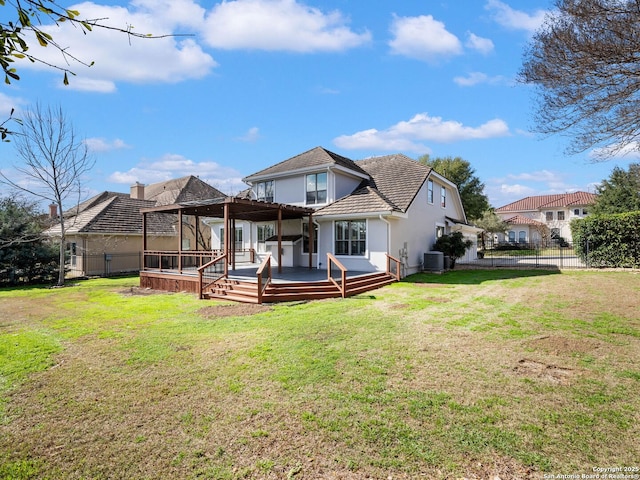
[432,232,473,269]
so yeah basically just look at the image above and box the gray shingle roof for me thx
[145,175,226,205]
[357,154,432,213]
[314,153,432,217]
[314,186,400,216]
[244,146,369,181]
[48,175,225,236]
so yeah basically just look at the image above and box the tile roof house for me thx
[203,146,480,275]
[46,175,226,277]
[495,191,598,244]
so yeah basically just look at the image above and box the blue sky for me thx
[0,0,635,210]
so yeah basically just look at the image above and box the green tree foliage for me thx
[474,209,509,249]
[571,212,640,268]
[519,0,640,158]
[418,155,489,221]
[432,231,472,268]
[591,163,640,215]
[0,196,58,285]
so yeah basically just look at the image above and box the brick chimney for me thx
[130,182,145,199]
[49,203,58,219]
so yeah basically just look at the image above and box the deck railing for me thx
[197,254,227,300]
[386,254,402,281]
[143,249,255,274]
[256,254,272,304]
[327,253,347,298]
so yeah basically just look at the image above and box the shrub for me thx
[432,232,473,268]
[571,212,640,268]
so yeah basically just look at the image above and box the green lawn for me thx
[1,270,639,479]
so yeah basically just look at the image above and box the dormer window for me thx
[306,172,327,205]
[256,180,274,202]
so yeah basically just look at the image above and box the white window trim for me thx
[333,219,368,257]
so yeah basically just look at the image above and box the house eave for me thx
[243,164,369,184]
[315,210,406,220]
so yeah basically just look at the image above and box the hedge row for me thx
[571,211,640,268]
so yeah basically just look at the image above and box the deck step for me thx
[204,272,396,303]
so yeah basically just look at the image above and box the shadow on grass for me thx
[402,267,562,285]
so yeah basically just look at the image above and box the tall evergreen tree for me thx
[592,163,640,215]
[0,196,58,285]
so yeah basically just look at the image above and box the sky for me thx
[0,0,637,211]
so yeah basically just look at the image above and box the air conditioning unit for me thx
[423,251,444,272]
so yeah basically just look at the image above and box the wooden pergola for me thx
[140,197,315,273]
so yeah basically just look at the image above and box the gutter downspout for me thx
[379,214,391,263]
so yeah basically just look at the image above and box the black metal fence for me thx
[458,241,587,269]
[66,252,142,278]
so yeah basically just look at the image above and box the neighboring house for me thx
[203,146,479,275]
[46,175,226,276]
[495,191,598,245]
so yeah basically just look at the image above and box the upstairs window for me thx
[557,211,565,221]
[574,208,580,216]
[545,211,553,221]
[440,186,447,208]
[256,180,274,202]
[306,172,327,205]
[427,180,434,204]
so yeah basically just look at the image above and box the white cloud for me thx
[389,14,462,62]
[466,33,494,55]
[453,71,508,87]
[505,170,558,183]
[85,137,131,152]
[203,0,371,52]
[17,1,217,92]
[0,92,28,118]
[236,127,261,143]
[107,153,246,195]
[334,113,510,152]
[485,0,549,34]
[589,142,640,161]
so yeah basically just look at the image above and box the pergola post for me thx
[223,201,230,276]
[308,212,313,270]
[178,208,183,273]
[142,212,147,270]
[232,218,236,271]
[277,206,283,274]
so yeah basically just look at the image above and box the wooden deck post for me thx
[142,212,147,269]
[232,218,236,271]
[223,201,230,276]
[308,213,313,270]
[278,206,282,274]
[178,208,183,273]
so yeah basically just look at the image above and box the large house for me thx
[46,175,226,276]
[148,147,479,279]
[495,191,598,245]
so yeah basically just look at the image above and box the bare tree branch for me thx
[0,103,94,285]
[519,0,640,159]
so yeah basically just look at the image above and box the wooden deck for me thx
[140,266,397,304]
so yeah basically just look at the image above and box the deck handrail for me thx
[256,253,272,304]
[327,253,347,298]
[197,253,227,300]
[386,253,402,281]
